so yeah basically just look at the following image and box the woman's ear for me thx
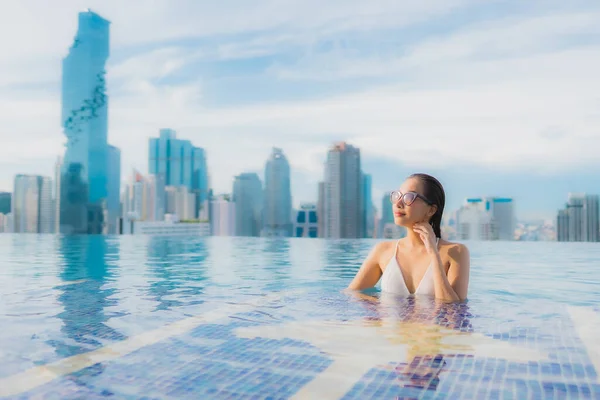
[428,205,438,218]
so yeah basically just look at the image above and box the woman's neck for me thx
[405,227,426,249]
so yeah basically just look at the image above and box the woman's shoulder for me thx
[439,239,470,258]
[370,240,397,257]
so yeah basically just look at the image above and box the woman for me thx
[348,173,470,302]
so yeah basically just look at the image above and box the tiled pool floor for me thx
[1,288,599,400]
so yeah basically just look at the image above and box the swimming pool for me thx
[0,235,598,399]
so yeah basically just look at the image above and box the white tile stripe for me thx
[567,306,600,377]
[0,290,301,398]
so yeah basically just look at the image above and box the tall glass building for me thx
[148,129,209,218]
[60,10,111,234]
[0,192,11,215]
[106,145,121,234]
[232,172,263,237]
[12,175,53,234]
[262,148,292,237]
[323,142,363,239]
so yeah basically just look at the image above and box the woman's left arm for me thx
[445,244,470,301]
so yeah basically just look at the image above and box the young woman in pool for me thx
[348,173,470,302]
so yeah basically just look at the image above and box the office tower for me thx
[12,175,53,233]
[60,10,111,234]
[362,173,374,238]
[261,148,292,237]
[0,192,11,215]
[557,193,599,242]
[317,182,325,238]
[456,197,515,241]
[232,172,263,237]
[148,129,208,218]
[53,157,62,233]
[583,195,599,242]
[294,203,318,238]
[210,194,236,236]
[145,174,165,222]
[556,209,569,242]
[567,193,584,242]
[163,185,195,220]
[106,145,121,234]
[323,142,362,239]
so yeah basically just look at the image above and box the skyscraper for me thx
[210,194,236,236]
[323,142,363,239]
[12,175,53,234]
[233,173,263,237]
[362,173,374,238]
[317,181,325,238]
[148,129,209,218]
[60,10,111,234]
[557,193,599,242]
[456,197,515,241]
[262,148,292,237]
[0,192,11,215]
[106,145,121,234]
[54,157,63,233]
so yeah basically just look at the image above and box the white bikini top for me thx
[380,238,439,297]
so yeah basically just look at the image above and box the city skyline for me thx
[2,2,600,221]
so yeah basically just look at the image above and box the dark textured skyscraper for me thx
[60,10,111,234]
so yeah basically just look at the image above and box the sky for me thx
[1,0,599,222]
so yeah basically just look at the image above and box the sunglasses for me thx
[389,190,432,206]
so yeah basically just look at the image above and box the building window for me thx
[308,211,317,223]
[296,227,304,237]
[308,227,318,238]
[297,211,306,223]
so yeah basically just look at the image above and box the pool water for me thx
[0,235,598,399]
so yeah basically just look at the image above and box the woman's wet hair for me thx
[409,173,445,238]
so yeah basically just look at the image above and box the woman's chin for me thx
[393,217,409,226]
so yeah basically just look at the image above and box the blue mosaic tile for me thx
[2,237,600,399]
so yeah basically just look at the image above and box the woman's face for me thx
[391,177,436,227]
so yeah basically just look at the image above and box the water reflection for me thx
[145,236,208,311]
[49,236,125,379]
[322,240,373,281]
[351,292,474,395]
[261,238,291,290]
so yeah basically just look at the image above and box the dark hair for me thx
[409,173,445,238]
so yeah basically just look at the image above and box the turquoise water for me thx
[0,235,599,399]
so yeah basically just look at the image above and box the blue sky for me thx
[1,0,600,221]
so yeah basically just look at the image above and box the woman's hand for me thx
[412,222,438,254]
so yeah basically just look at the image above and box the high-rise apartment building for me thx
[210,194,236,236]
[148,129,208,218]
[262,148,292,237]
[12,175,53,234]
[60,10,119,234]
[362,173,374,238]
[294,203,318,238]
[106,145,121,234]
[456,197,515,241]
[233,173,263,237]
[0,192,11,215]
[557,193,599,242]
[317,182,325,238]
[323,142,363,239]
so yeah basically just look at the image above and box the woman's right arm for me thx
[346,242,387,291]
